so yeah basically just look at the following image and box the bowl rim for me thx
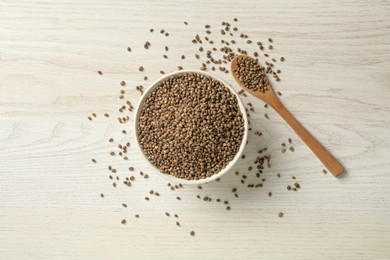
[133,69,248,185]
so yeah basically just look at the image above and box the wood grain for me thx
[1,0,390,259]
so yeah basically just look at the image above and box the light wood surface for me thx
[1,0,390,259]
[231,55,345,176]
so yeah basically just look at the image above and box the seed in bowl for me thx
[137,72,245,181]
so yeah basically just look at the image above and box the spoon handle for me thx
[275,102,344,176]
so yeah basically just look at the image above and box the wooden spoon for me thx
[231,55,344,176]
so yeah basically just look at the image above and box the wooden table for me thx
[1,0,389,259]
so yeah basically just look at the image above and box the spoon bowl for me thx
[231,55,282,110]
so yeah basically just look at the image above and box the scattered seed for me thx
[92,20,290,234]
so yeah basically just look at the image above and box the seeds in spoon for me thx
[232,56,269,93]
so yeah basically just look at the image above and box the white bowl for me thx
[133,70,248,185]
